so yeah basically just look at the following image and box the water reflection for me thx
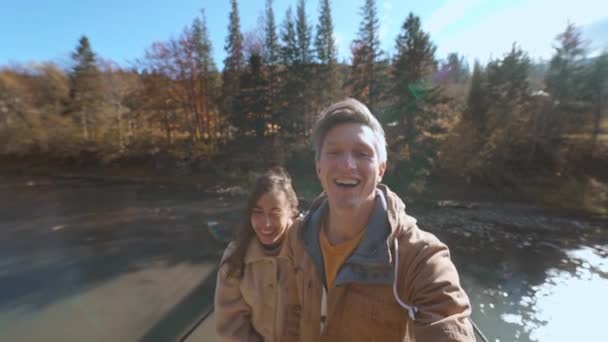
[511,246,608,342]
[414,201,607,342]
[460,244,607,342]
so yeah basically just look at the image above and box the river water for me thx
[0,174,606,341]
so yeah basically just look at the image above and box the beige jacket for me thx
[286,185,475,341]
[214,238,301,342]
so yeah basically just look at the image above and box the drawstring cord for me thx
[392,237,419,320]
[393,237,490,342]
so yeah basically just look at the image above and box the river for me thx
[0,174,605,341]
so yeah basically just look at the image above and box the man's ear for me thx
[378,161,387,182]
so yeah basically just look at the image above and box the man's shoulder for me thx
[396,220,449,261]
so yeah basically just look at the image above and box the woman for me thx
[214,167,301,342]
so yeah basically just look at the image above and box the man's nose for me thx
[340,153,356,169]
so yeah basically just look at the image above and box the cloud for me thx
[426,0,482,35]
[435,0,608,62]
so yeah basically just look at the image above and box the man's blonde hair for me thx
[312,98,387,163]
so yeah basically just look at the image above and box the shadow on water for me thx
[138,267,218,342]
[0,175,238,340]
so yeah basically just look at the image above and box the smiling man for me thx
[286,98,475,341]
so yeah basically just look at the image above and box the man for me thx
[286,98,475,341]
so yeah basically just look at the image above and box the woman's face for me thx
[250,190,293,246]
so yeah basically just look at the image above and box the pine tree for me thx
[295,0,313,65]
[445,53,469,83]
[466,61,487,132]
[238,53,269,138]
[191,10,219,142]
[545,23,587,105]
[279,7,305,137]
[390,12,438,145]
[349,0,383,110]
[68,35,102,141]
[486,44,530,118]
[223,0,245,128]
[280,7,298,66]
[314,0,340,108]
[264,0,280,130]
[586,52,608,145]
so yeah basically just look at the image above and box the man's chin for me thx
[327,198,358,210]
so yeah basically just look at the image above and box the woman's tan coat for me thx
[214,238,301,342]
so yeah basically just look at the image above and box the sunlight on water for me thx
[500,246,608,342]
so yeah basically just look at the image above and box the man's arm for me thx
[401,234,476,341]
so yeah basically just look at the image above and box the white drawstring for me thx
[320,286,327,332]
[393,237,419,320]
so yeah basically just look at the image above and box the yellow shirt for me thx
[319,223,367,288]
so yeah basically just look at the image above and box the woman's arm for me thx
[214,261,263,341]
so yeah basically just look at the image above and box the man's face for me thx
[316,123,386,211]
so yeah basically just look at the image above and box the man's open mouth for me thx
[334,178,360,188]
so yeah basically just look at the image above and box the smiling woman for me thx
[214,167,301,342]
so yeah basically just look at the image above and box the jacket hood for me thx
[304,184,417,245]
[380,184,418,244]
[300,183,421,319]
[300,184,418,286]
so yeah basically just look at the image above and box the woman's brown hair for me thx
[222,167,298,278]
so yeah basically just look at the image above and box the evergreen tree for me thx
[264,0,280,130]
[238,53,269,138]
[383,13,442,189]
[348,0,383,110]
[294,0,315,131]
[68,35,102,141]
[466,61,487,132]
[279,7,305,137]
[223,0,245,126]
[314,0,340,107]
[445,53,469,83]
[586,52,608,143]
[486,44,531,118]
[280,7,298,66]
[295,0,313,65]
[264,0,280,67]
[390,12,438,145]
[191,10,219,141]
[545,23,587,104]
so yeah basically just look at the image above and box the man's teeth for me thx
[335,179,358,185]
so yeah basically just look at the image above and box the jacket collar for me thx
[300,185,413,286]
[244,237,286,264]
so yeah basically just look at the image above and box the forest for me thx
[1,0,606,213]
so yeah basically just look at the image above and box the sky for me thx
[1,0,607,69]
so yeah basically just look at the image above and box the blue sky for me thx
[1,0,606,69]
